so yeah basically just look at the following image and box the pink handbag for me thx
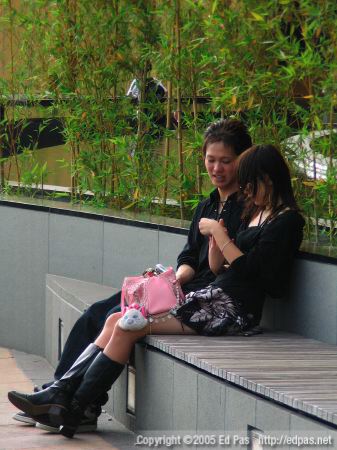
[121,267,185,319]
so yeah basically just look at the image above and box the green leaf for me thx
[251,12,264,22]
[122,200,139,210]
[211,0,218,14]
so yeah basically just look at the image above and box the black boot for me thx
[60,352,124,438]
[8,343,101,427]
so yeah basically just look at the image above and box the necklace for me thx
[217,197,228,217]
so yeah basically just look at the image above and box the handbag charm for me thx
[119,303,148,331]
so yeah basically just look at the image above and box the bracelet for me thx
[220,239,233,253]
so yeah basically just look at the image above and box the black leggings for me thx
[51,291,121,382]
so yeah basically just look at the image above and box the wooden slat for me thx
[144,331,337,426]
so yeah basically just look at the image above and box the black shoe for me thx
[11,385,43,425]
[36,413,98,433]
[12,387,107,431]
[8,343,101,427]
[60,353,124,438]
[12,411,37,426]
[41,380,54,390]
[8,386,70,427]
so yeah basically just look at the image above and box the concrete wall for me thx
[0,202,185,356]
[262,259,337,344]
[0,201,336,356]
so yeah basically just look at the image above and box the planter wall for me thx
[0,198,336,356]
[0,199,186,355]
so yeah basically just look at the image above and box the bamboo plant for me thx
[0,0,336,243]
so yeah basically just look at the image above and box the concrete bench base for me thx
[45,274,118,368]
[136,344,337,449]
[45,274,337,438]
[136,344,337,445]
[141,334,337,429]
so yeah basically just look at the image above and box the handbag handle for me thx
[121,284,127,314]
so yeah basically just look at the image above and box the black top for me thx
[212,209,305,324]
[176,189,243,294]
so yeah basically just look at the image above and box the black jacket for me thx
[177,189,243,293]
[213,209,305,324]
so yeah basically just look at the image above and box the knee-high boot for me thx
[60,352,124,438]
[8,343,101,426]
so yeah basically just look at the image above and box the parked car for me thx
[283,129,337,180]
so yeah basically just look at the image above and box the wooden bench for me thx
[45,274,337,440]
[143,333,337,423]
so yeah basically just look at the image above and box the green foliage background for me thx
[0,0,336,244]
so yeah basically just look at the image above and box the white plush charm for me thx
[119,308,148,331]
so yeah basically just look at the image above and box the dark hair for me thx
[202,118,252,157]
[237,144,298,219]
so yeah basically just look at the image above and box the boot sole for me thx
[12,412,36,426]
[36,421,97,433]
[8,392,66,427]
[60,424,76,438]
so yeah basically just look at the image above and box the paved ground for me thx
[0,347,135,449]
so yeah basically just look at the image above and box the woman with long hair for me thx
[8,143,304,438]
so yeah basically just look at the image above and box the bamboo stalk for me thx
[0,2,4,187]
[62,0,79,202]
[0,0,6,188]
[134,59,150,199]
[191,68,202,195]
[111,84,117,198]
[8,0,21,186]
[175,0,184,220]
[162,80,172,208]
[328,89,335,245]
[308,77,319,243]
[0,104,4,189]
[110,0,119,199]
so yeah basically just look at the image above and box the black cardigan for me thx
[213,209,305,324]
[177,189,243,294]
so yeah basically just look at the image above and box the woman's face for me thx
[244,178,272,207]
[204,141,238,194]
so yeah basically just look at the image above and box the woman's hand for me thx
[208,219,227,274]
[175,264,195,286]
[199,218,221,236]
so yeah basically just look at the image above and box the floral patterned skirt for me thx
[172,285,249,336]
